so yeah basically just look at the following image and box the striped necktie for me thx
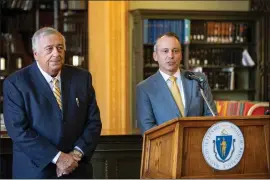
[52,78,62,110]
[169,76,185,117]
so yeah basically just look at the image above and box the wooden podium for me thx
[140,115,270,179]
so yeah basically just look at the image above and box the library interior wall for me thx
[88,1,250,134]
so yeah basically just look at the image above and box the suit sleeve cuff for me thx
[74,146,84,155]
[52,151,61,164]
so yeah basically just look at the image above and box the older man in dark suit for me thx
[3,27,102,178]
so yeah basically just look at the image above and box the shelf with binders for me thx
[188,48,256,68]
[198,66,255,100]
[0,3,35,75]
[58,8,88,69]
[190,20,255,44]
[142,19,191,45]
[188,39,256,99]
[131,9,264,105]
[0,0,34,15]
[0,32,32,76]
[59,0,87,12]
[130,9,268,130]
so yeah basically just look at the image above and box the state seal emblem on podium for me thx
[202,121,245,170]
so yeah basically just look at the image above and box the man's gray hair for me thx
[153,43,157,52]
[32,27,66,52]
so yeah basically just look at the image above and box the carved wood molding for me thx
[250,0,270,12]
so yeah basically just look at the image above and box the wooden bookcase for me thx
[0,0,88,120]
[57,0,88,68]
[130,9,266,101]
[130,9,267,127]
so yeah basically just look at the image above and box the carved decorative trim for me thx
[250,0,270,12]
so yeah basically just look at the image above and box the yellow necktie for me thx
[169,76,185,117]
[52,78,62,110]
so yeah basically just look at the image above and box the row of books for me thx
[216,101,268,116]
[1,0,86,11]
[0,33,26,71]
[143,67,236,90]
[38,0,87,10]
[191,22,249,43]
[143,45,255,68]
[2,0,33,10]
[143,19,191,44]
[204,68,235,90]
[189,48,247,66]
[143,67,236,91]
[60,0,87,10]
[0,33,27,54]
[143,19,251,45]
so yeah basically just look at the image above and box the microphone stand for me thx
[198,82,216,117]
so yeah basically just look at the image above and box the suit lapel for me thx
[180,69,193,116]
[30,62,62,116]
[61,65,72,115]
[153,71,181,117]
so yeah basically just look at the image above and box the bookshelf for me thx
[0,0,88,126]
[130,9,265,102]
[58,0,88,68]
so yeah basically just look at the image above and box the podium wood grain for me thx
[140,115,270,179]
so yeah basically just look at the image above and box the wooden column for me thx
[88,1,130,134]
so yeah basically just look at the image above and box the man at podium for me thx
[136,32,217,134]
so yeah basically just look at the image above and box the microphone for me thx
[184,71,216,117]
[184,71,205,83]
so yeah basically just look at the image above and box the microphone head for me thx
[184,71,195,80]
[184,71,205,83]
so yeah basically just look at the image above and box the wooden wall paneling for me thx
[0,135,143,179]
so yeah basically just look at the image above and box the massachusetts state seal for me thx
[202,121,244,170]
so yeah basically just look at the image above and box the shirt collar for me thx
[36,61,61,83]
[159,68,181,82]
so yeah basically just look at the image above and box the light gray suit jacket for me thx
[136,69,217,134]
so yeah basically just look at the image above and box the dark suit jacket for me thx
[3,62,102,178]
[136,69,217,134]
